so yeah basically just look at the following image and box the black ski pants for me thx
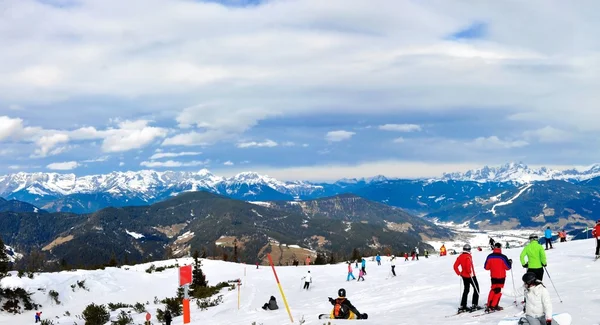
[527,267,544,281]
[303,281,310,289]
[545,238,553,249]
[461,276,480,307]
[391,265,396,276]
[596,238,600,256]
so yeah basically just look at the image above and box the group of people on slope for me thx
[347,258,367,281]
[454,232,559,325]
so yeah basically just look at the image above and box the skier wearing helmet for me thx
[593,219,600,259]
[453,244,482,313]
[520,234,547,281]
[325,288,367,319]
[518,272,557,325]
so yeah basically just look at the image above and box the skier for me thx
[355,259,359,268]
[544,227,553,250]
[424,249,429,258]
[453,244,482,312]
[404,252,409,261]
[256,262,259,269]
[35,312,42,323]
[415,247,420,260]
[327,288,367,319]
[411,249,416,260]
[518,272,558,325]
[361,258,366,275]
[302,270,312,290]
[357,268,365,281]
[346,262,356,281]
[593,220,600,259]
[261,296,279,310]
[558,230,566,243]
[305,256,311,265]
[164,310,172,325]
[489,237,496,250]
[390,255,396,276]
[520,234,547,281]
[506,242,510,249]
[376,254,381,266]
[440,244,447,256]
[484,242,512,312]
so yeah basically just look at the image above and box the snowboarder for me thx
[593,220,600,259]
[440,244,447,256]
[484,242,512,312]
[544,227,553,250]
[302,270,312,290]
[262,296,279,310]
[404,252,409,261]
[346,262,356,281]
[357,268,365,281]
[518,272,558,325]
[164,310,172,325]
[453,244,481,312]
[35,312,42,323]
[520,234,547,281]
[415,247,419,260]
[489,237,496,250]
[390,255,396,276]
[360,258,366,275]
[376,254,381,266]
[327,288,367,319]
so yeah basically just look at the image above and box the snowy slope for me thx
[1,238,597,325]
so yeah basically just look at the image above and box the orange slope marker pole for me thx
[267,253,294,323]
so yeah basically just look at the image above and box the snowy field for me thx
[1,238,599,325]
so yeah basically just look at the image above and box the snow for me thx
[125,230,145,239]
[1,238,596,324]
[490,184,532,215]
[248,201,272,208]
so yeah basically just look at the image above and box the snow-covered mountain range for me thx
[441,162,600,183]
[2,162,600,214]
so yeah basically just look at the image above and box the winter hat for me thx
[494,242,502,248]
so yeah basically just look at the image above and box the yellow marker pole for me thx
[267,253,294,323]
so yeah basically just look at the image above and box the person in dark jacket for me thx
[484,242,512,312]
[164,310,172,325]
[262,296,279,310]
[328,288,367,319]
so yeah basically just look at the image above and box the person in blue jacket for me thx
[544,227,553,250]
[376,254,381,266]
[361,258,366,275]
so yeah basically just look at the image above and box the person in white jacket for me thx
[518,272,557,325]
[302,271,312,290]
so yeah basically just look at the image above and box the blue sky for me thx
[1,0,599,180]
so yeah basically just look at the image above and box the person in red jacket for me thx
[453,244,481,313]
[484,242,512,312]
[593,219,600,259]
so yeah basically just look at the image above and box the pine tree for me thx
[351,248,361,261]
[0,235,9,277]
[107,253,118,267]
[190,250,207,295]
[314,253,327,265]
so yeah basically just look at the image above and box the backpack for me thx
[333,298,349,319]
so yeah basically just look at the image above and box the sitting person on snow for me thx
[328,288,367,319]
[261,296,279,310]
[518,272,557,325]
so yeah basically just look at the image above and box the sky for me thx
[1,0,600,180]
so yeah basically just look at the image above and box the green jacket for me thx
[520,240,547,269]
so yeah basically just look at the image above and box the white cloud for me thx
[119,162,125,166]
[33,133,70,157]
[237,139,278,148]
[325,130,355,142]
[469,136,529,149]
[47,161,79,170]
[223,161,234,166]
[162,130,228,147]
[379,124,422,132]
[149,151,202,160]
[393,137,405,143]
[281,141,295,147]
[81,156,109,163]
[302,143,309,147]
[522,126,572,143]
[139,159,210,168]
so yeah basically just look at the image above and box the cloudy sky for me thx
[0,0,599,180]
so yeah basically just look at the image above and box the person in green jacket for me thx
[520,234,547,281]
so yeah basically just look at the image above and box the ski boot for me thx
[469,305,483,312]
[457,306,470,314]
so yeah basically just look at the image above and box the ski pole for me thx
[543,267,563,303]
[510,267,518,306]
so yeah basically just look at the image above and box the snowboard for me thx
[318,313,368,320]
[497,313,571,325]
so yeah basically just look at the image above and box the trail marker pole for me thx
[179,265,193,324]
[268,253,294,323]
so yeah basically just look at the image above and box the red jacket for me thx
[593,224,600,238]
[484,248,511,279]
[453,252,475,277]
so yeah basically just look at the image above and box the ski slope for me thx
[1,238,598,325]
